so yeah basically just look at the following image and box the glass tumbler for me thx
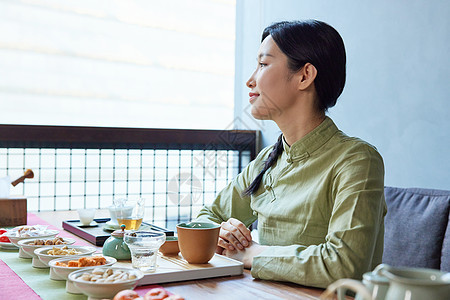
[124,230,166,273]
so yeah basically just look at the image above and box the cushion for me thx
[441,211,450,271]
[383,186,450,270]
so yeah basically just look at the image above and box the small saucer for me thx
[103,221,120,231]
[78,221,98,228]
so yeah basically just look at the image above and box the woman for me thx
[196,20,386,288]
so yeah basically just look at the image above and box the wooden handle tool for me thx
[11,169,34,187]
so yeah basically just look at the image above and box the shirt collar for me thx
[282,117,339,161]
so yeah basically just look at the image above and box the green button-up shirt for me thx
[197,117,386,288]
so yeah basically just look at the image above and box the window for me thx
[0,0,236,129]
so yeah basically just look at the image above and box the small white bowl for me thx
[18,237,76,267]
[49,255,117,281]
[68,267,144,299]
[6,229,59,258]
[34,245,96,268]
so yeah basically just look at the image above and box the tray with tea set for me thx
[114,253,244,285]
[62,218,174,246]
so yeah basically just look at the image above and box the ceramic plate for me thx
[0,241,19,250]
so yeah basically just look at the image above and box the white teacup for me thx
[77,208,96,225]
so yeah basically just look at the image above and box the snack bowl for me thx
[5,227,59,258]
[68,267,144,299]
[49,255,117,294]
[4,226,59,246]
[18,237,76,266]
[159,236,179,256]
[49,255,117,281]
[34,245,96,268]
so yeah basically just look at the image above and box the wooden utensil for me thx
[11,169,34,187]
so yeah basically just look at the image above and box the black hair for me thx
[243,20,346,196]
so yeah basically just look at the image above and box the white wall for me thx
[234,0,450,190]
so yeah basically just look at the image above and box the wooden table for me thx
[34,210,326,300]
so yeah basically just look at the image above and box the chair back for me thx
[383,186,450,271]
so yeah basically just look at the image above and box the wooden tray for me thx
[62,218,174,246]
[114,254,244,285]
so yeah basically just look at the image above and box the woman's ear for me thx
[298,63,317,91]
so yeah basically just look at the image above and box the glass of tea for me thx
[113,198,145,230]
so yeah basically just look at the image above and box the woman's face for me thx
[246,35,300,121]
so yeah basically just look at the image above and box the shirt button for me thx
[264,184,271,190]
[286,158,292,163]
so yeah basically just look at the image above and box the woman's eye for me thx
[259,63,267,68]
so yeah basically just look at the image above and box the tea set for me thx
[101,199,221,267]
[320,263,450,300]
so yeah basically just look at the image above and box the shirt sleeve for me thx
[251,144,386,288]
[196,146,273,227]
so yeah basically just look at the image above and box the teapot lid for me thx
[111,224,127,238]
[363,272,389,284]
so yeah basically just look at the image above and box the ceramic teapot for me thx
[102,224,131,260]
[320,264,450,300]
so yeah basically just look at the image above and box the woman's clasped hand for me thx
[216,218,266,268]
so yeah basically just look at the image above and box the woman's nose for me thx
[246,75,255,88]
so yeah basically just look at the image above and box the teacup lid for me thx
[111,224,127,238]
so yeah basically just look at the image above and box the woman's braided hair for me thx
[243,134,283,196]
